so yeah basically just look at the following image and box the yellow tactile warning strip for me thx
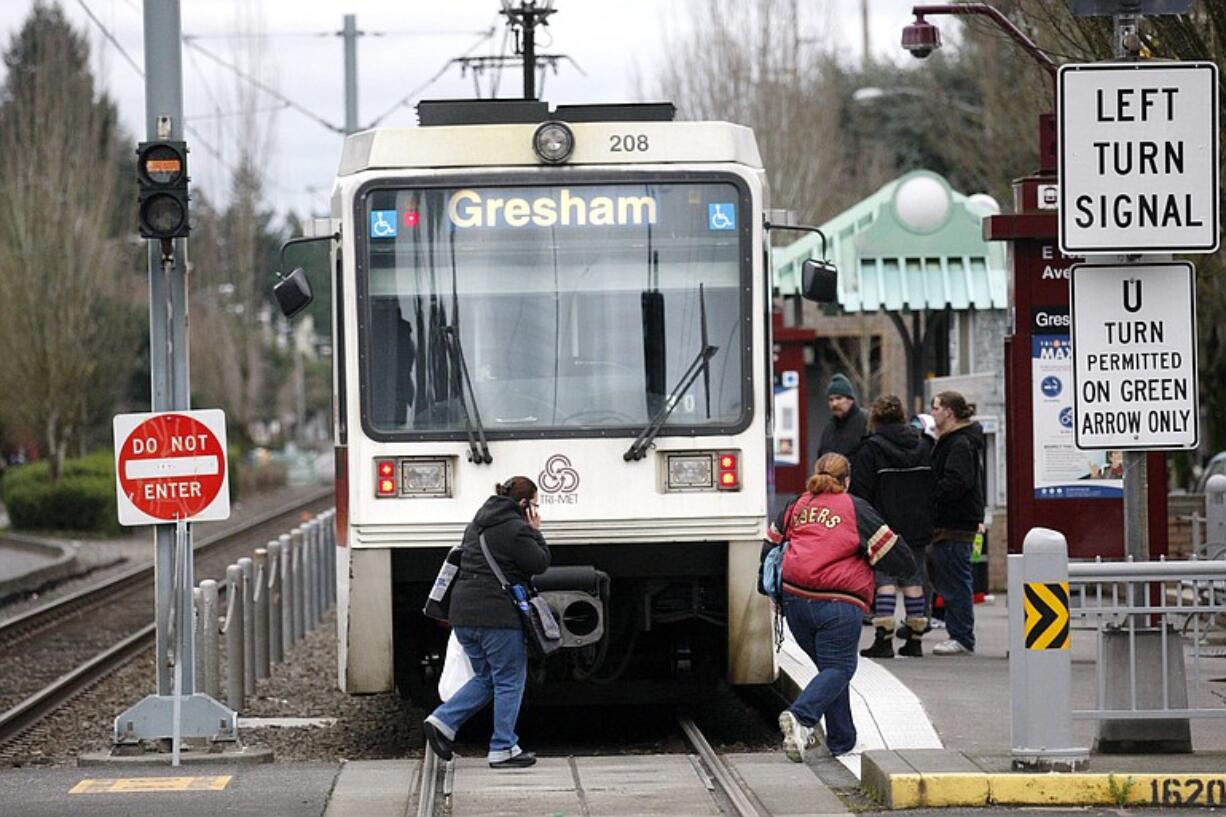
[880,772,1226,809]
[70,776,232,794]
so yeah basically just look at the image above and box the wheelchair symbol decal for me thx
[370,210,398,239]
[708,203,736,231]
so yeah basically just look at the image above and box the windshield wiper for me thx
[443,325,492,464]
[624,343,718,461]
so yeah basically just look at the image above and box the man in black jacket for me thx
[851,395,933,658]
[817,373,868,458]
[423,476,550,767]
[929,391,985,656]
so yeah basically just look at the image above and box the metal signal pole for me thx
[113,0,235,754]
[342,14,360,134]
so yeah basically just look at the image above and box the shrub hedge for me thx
[1,452,120,535]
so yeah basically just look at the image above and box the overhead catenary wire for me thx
[364,26,497,128]
[75,0,143,77]
[183,37,346,134]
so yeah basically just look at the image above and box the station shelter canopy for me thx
[773,169,1007,313]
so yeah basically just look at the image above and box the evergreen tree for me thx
[0,2,141,478]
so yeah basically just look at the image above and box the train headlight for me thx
[372,457,453,498]
[532,121,574,164]
[664,453,715,491]
[401,459,451,497]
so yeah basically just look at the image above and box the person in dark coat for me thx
[423,476,550,768]
[817,373,868,459]
[767,452,916,761]
[851,395,934,658]
[928,391,985,656]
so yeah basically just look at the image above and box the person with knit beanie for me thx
[817,373,868,459]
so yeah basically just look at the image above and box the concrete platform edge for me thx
[861,750,1226,809]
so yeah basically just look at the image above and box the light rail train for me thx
[275,100,831,702]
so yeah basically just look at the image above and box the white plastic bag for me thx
[438,631,474,701]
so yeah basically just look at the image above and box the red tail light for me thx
[375,459,398,497]
[718,452,740,490]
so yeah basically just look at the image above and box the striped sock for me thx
[874,590,897,621]
[903,594,925,621]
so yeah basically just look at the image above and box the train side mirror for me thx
[274,267,314,319]
[801,258,838,303]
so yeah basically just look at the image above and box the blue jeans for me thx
[931,538,975,651]
[428,626,527,759]
[782,597,862,755]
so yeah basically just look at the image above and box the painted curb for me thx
[871,772,1226,809]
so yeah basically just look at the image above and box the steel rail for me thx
[0,489,333,746]
[0,623,155,744]
[0,486,332,645]
[416,745,440,817]
[677,716,763,817]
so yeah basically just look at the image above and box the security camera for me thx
[901,18,942,59]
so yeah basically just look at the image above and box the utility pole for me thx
[143,0,191,702]
[501,0,556,100]
[342,14,359,134]
[861,0,871,70]
[113,0,235,755]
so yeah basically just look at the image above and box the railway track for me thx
[0,488,333,746]
[412,715,768,817]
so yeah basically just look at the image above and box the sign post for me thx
[111,409,235,753]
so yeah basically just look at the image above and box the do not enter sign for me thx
[113,409,231,526]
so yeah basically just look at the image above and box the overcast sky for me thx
[0,1,928,220]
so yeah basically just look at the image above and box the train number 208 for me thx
[1150,777,1226,807]
[610,134,649,152]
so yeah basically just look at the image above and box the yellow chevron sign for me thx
[1024,581,1070,650]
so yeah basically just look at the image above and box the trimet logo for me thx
[538,454,580,505]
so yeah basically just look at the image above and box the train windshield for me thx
[360,180,749,437]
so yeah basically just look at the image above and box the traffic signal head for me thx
[136,140,190,239]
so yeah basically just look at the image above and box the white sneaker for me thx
[778,710,815,762]
[932,638,973,656]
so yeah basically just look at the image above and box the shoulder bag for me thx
[478,532,562,656]
[422,544,463,621]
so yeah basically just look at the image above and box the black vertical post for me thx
[522,12,535,100]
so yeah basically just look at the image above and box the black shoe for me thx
[422,720,453,761]
[490,750,537,769]
[895,622,933,640]
[860,626,894,658]
[898,637,923,658]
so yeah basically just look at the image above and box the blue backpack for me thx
[761,540,788,601]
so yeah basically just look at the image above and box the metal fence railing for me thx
[194,509,336,712]
[1009,527,1226,771]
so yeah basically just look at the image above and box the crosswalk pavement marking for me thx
[70,775,232,794]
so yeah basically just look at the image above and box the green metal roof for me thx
[773,169,1008,313]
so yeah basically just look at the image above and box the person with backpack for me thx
[851,395,934,658]
[764,453,915,762]
[422,476,550,768]
[928,391,986,656]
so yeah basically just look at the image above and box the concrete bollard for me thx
[200,579,221,699]
[238,557,256,696]
[193,587,205,693]
[291,527,306,642]
[326,510,337,606]
[1009,528,1088,770]
[1207,474,1226,552]
[224,564,245,712]
[253,548,270,680]
[313,518,326,620]
[279,533,293,649]
[267,541,283,664]
[304,521,317,631]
